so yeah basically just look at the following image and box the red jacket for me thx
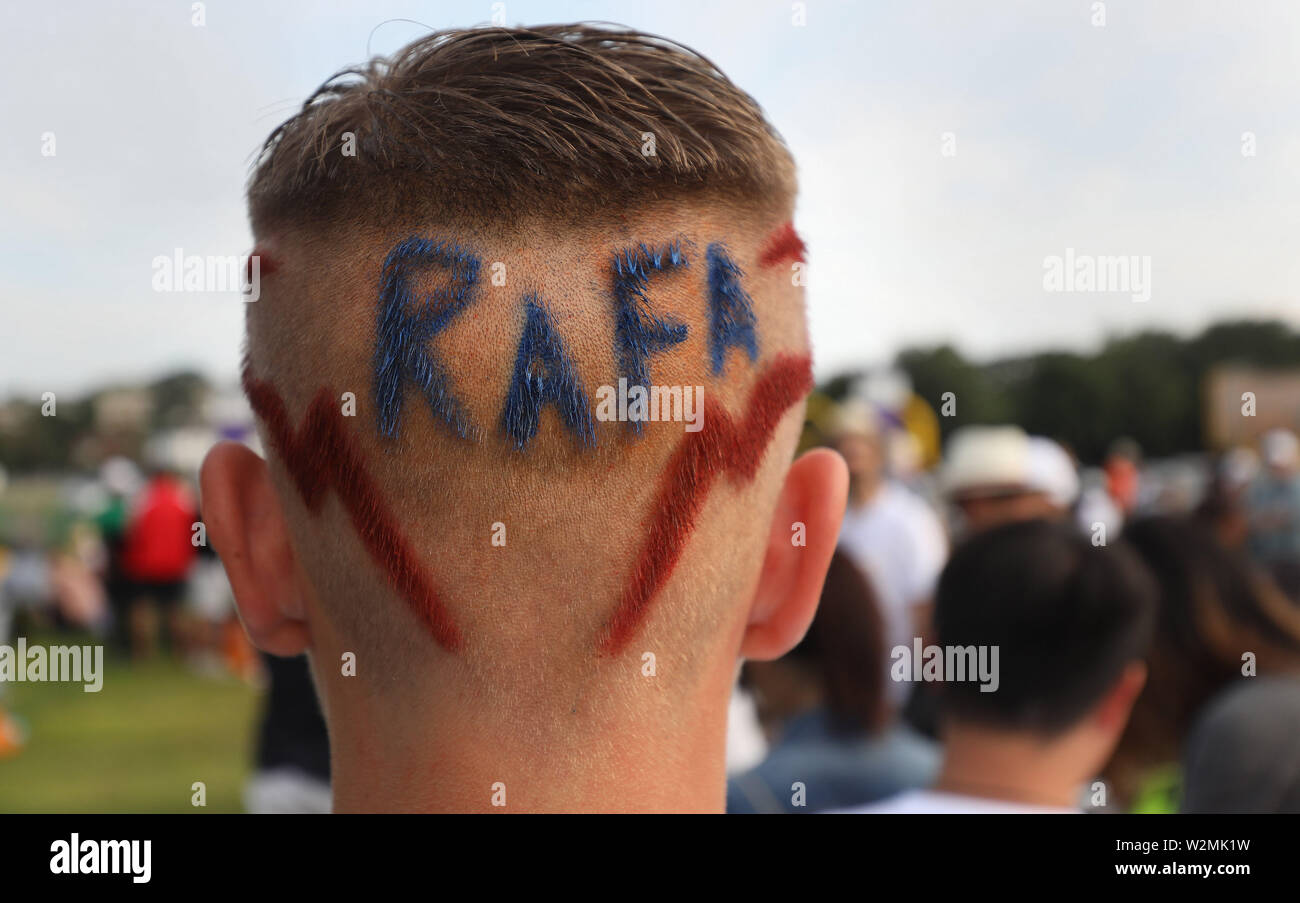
[121,476,198,582]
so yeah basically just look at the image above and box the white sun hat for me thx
[1026,436,1080,509]
[827,397,882,440]
[940,425,1033,499]
[1261,428,1300,469]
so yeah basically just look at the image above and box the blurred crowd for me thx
[5,370,1300,813]
[726,378,1300,813]
[0,446,329,812]
[0,454,250,744]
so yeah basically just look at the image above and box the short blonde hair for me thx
[248,24,796,233]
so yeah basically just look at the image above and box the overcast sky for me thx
[1,0,1297,397]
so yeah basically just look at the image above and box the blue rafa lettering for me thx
[611,240,690,432]
[500,295,596,450]
[706,243,759,376]
[374,237,481,441]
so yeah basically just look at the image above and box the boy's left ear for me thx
[739,447,849,661]
[199,440,310,656]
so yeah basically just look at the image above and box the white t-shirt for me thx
[835,789,1078,814]
[838,481,947,705]
[724,685,768,774]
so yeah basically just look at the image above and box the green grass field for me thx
[0,636,260,813]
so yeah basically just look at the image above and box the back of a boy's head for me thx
[240,26,812,717]
[934,519,1157,734]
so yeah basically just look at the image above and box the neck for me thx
[933,724,1086,809]
[322,654,735,813]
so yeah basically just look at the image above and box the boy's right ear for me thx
[199,440,310,656]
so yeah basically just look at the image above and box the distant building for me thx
[0,401,27,434]
[1205,366,1300,448]
[94,389,154,433]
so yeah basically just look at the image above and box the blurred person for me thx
[0,711,21,758]
[0,544,27,757]
[48,522,109,633]
[1181,676,1300,813]
[245,652,332,813]
[200,25,848,812]
[1103,437,1144,517]
[725,683,769,775]
[1026,436,1079,517]
[95,456,141,651]
[941,425,1058,534]
[1244,428,1300,573]
[728,549,939,813]
[120,467,199,659]
[849,520,1157,813]
[188,532,258,681]
[0,532,53,757]
[1195,447,1258,554]
[1075,470,1124,540]
[1105,516,1300,812]
[830,398,946,709]
[908,430,1084,742]
[1023,435,1120,536]
[1051,439,1123,539]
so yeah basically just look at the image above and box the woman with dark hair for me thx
[1104,515,1300,812]
[726,549,939,813]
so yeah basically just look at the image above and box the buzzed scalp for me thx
[248,24,796,232]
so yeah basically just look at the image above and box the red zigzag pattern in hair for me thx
[242,353,810,659]
[599,352,814,655]
[241,366,464,652]
[758,221,807,269]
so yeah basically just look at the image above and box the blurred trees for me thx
[891,320,1300,464]
[5,320,1300,474]
[0,370,209,474]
